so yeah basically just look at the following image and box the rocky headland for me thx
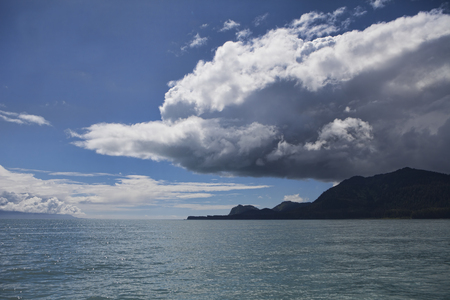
[188,167,450,220]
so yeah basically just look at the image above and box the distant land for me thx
[188,168,450,220]
[0,210,77,219]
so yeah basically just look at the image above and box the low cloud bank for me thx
[0,165,268,214]
[71,9,450,181]
[0,192,81,214]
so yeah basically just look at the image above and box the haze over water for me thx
[1,219,449,299]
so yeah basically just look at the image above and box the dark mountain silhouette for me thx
[229,204,259,215]
[188,167,450,220]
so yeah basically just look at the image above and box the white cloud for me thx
[71,9,450,181]
[9,167,117,177]
[290,7,348,40]
[180,33,208,52]
[161,8,448,118]
[17,113,50,125]
[344,106,355,113]
[162,28,301,115]
[353,6,367,17]
[188,33,208,48]
[0,110,51,126]
[220,19,240,31]
[283,194,308,203]
[304,118,373,151]
[369,0,391,9]
[49,171,117,177]
[0,165,269,214]
[0,192,81,215]
[236,29,251,40]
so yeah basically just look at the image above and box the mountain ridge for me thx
[188,167,450,220]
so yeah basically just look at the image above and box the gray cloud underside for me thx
[71,10,450,181]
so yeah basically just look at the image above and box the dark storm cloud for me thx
[70,9,450,181]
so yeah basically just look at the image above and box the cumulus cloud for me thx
[0,165,268,214]
[283,194,309,203]
[220,19,240,31]
[304,118,373,151]
[0,191,81,214]
[0,110,51,126]
[70,9,450,181]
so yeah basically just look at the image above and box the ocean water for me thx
[1,219,449,299]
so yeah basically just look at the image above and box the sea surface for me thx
[1,219,449,299]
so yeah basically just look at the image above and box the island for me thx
[188,167,450,220]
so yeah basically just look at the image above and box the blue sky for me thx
[1,0,449,218]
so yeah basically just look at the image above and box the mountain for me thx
[187,168,450,220]
[0,210,78,219]
[298,167,450,219]
[229,204,259,215]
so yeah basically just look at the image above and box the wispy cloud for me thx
[49,171,118,177]
[188,33,208,48]
[253,13,268,26]
[220,19,240,31]
[353,6,367,17]
[236,29,251,40]
[10,167,118,177]
[0,110,51,126]
[290,7,350,40]
[180,33,208,52]
[0,165,269,215]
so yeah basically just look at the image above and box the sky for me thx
[1,0,449,219]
